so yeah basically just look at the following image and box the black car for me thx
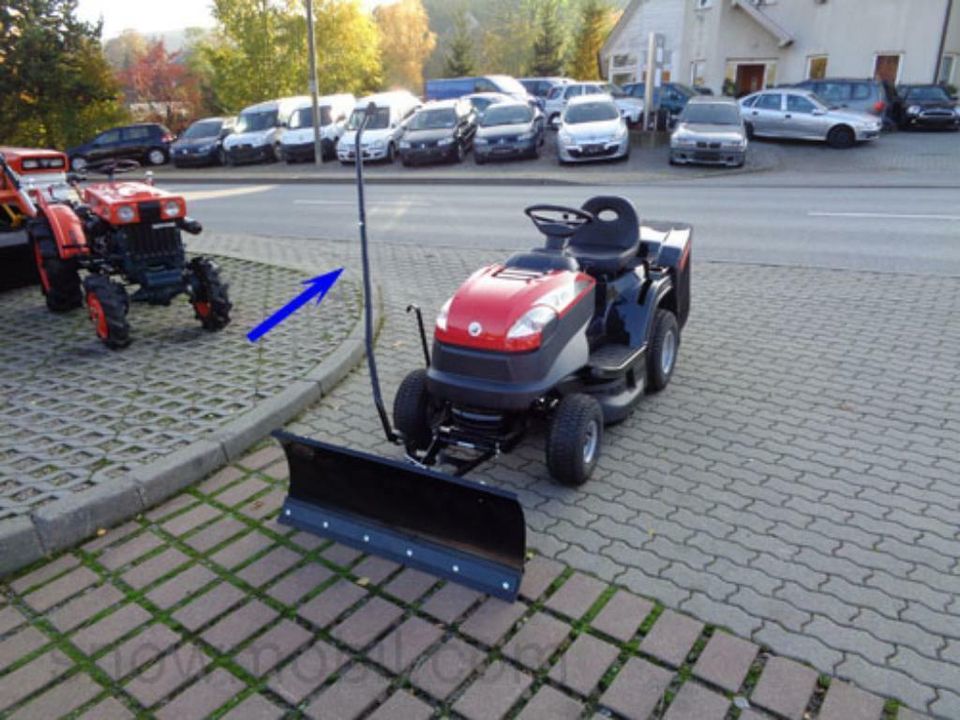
[898,85,960,130]
[398,100,478,166]
[171,117,236,167]
[474,101,544,164]
[67,123,174,172]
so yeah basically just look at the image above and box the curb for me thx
[0,280,380,578]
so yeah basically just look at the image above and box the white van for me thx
[280,94,355,163]
[337,91,422,164]
[222,96,309,165]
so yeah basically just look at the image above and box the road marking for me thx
[808,211,960,221]
[179,185,275,202]
[293,199,431,207]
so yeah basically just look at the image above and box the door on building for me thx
[874,55,901,84]
[735,64,766,96]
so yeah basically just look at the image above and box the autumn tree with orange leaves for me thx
[116,40,202,129]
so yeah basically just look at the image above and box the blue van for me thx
[425,75,531,103]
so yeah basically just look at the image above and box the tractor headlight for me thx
[506,306,558,350]
[435,298,452,332]
[116,205,136,223]
[162,199,182,218]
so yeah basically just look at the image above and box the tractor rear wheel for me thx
[393,369,435,454]
[646,308,679,393]
[29,222,82,312]
[546,393,603,486]
[188,257,232,330]
[83,275,130,349]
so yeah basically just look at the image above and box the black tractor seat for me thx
[567,196,641,276]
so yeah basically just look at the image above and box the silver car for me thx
[670,97,747,168]
[739,88,882,148]
[557,95,630,164]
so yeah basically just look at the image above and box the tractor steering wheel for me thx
[524,204,596,239]
[86,159,142,178]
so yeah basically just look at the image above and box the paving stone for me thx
[638,609,704,668]
[210,531,274,569]
[0,625,48,671]
[23,565,99,612]
[99,532,164,570]
[590,590,654,643]
[267,640,349,704]
[383,568,439,603]
[6,670,102,720]
[298,579,367,628]
[692,631,759,693]
[155,668,246,720]
[352,555,400,584]
[172,582,246,632]
[453,660,534,720]
[0,605,26,636]
[0,650,73,713]
[9,554,79,593]
[502,611,571,670]
[124,642,211,708]
[161,503,222,536]
[548,632,620,696]
[236,545,301,587]
[235,619,312,676]
[368,690,435,720]
[304,663,391,720]
[369,615,443,674]
[241,444,285,471]
[83,521,140,552]
[460,597,527,646]
[197,465,244,495]
[520,555,565,600]
[216,477,270,507]
[201,599,278,652]
[96,623,180,680]
[122,548,191,589]
[290,530,326,551]
[76,696,135,720]
[600,656,673,720]
[267,562,332,605]
[220,694,285,720]
[663,681,730,720]
[411,636,486,700]
[750,656,818,720]
[545,572,607,619]
[184,516,247,553]
[322,542,362,566]
[146,495,197,522]
[421,582,481,623]
[332,596,404,650]
[818,680,885,720]
[516,685,583,720]
[48,583,125,631]
[146,564,217,609]
[71,603,152,655]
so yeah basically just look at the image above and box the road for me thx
[178,180,960,275]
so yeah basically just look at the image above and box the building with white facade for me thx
[601,0,960,95]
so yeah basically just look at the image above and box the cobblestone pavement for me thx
[0,442,903,720]
[186,232,959,718]
[0,256,359,519]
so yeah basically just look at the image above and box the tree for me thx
[116,40,202,128]
[444,7,476,77]
[566,0,615,80]
[310,0,382,95]
[0,0,127,149]
[103,29,148,72]
[374,0,436,92]
[529,0,565,76]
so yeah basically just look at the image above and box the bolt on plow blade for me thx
[274,431,526,601]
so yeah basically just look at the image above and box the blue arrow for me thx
[247,267,344,343]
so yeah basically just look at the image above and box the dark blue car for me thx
[171,117,236,167]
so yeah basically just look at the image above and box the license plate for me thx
[583,144,605,155]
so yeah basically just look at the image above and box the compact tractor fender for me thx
[38,203,88,260]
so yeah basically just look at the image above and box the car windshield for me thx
[680,103,740,125]
[602,83,627,98]
[346,107,391,130]
[181,120,221,139]
[288,106,333,129]
[565,102,619,124]
[493,76,527,95]
[409,108,457,130]
[905,87,951,102]
[236,110,278,133]
[481,105,533,127]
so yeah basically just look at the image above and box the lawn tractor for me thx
[0,153,231,348]
[272,103,692,601]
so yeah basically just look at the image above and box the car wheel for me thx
[475,154,485,165]
[455,142,465,163]
[83,274,131,350]
[147,148,166,166]
[70,156,88,172]
[274,143,284,162]
[744,122,755,140]
[218,148,227,165]
[827,125,855,149]
[386,143,396,163]
[647,309,680,393]
[548,113,560,129]
[546,394,604,486]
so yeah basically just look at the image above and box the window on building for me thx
[690,60,707,87]
[695,0,712,8]
[940,54,957,85]
[807,56,828,80]
[874,54,901,84]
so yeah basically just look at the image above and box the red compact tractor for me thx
[0,153,231,348]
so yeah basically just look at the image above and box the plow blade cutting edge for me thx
[274,431,526,601]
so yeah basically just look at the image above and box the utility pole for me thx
[306,0,323,165]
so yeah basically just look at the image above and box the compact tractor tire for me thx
[646,308,679,393]
[188,257,232,330]
[83,275,131,349]
[546,393,603,486]
[393,369,435,454]
[29,223,82,313]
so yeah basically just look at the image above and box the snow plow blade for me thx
[274,431,526,601]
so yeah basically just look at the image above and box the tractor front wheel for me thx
[30,223,82,312]
[393,369,436,454]
[188,257,232,330]
[83,275,131,349]
[546,393,603,486]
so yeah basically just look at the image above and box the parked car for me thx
[557,95,630,164]
[222,97,308,165]
[791,78,901,129]
[463,92,512,115]
[897,85,960,130]
[171,117,235,167]
[281,94,355,162]
[425,75,532,105]
[398,99,477,166]
[338,91,422,164]
[544,82,644,127]
[670,96,747,167]
[67,123,174,171]
[622,82,698,120]
[474,101,545,164]
[519,77,573,100]
[739,88,882,148]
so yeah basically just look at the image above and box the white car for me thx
[280,94,355,163]
[557,95,630,164]
[222,97,308,165]
[545,82,644,127]
[338,91,422,164]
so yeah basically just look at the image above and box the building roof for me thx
[730,0,794,48]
